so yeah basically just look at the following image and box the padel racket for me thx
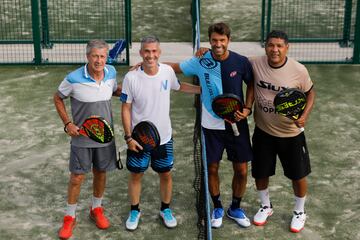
[274,88,306,131]
[132,121,160,151]
[78,116,114,143]
[212,93,243,136]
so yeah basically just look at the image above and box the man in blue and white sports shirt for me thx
[54,39,121,239]
[167,22,254,229]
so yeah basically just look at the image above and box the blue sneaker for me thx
[160,208,177,228]
[211,208,224,228]
[126,210,141,231]
[227,207,251,228]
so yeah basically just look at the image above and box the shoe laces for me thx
[213,208,223,219]
[129,210,140,222]
[63,216,74,228]
[162,208,174,221]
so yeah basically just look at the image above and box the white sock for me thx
[258,188,271,207]
[294,196,306,213]
[92,196,103,210]
[65,203,77,218]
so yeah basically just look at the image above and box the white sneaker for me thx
[253,204,273,226]
[211,208,224,228]
[126,210,141,231]
[160,208,177,228]
[290,211,307,233]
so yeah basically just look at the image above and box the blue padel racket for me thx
[212,93,243,136]
[274,88,306,131]
[78,116,114,143]
[132,121,160,151]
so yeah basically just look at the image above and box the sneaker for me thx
[226,207,251,228]
[160,208,177,228]
[253,204,273,226]
[126,210,141,231]
[290,211,307,233]
[211,208,224,228]
[89,207,110,229]
[58,215,76,240]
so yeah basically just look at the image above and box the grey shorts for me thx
[69,142,117,174]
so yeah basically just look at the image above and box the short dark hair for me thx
[265,30,289,45]
[208,22,231,40]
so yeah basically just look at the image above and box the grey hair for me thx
[86,39,109,55]
[140,36,160,49]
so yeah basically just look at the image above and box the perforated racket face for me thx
[212,94,243,121]
[80,117,114,143]
[132,121,160,151]
[274,88,306,120]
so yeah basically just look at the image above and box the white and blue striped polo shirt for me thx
[57,64,117,148]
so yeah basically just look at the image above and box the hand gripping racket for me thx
[274,88,307,132]
[132,121,161,151]
[78,116,114,143]
[212,93,243,136]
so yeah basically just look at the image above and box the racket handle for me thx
[231,123,240,136]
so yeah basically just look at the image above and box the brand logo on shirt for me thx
[257,80,287,92]
[200,58,217,69]
[230,71,237,77]
[161,80,168,91]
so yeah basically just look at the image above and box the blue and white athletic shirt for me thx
[57,64,117,148]
[180,50,253,130]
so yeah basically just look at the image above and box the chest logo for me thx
[161,80,168,91]
[200,58,217,69]
[230,71,237,77]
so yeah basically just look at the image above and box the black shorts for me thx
[202,126,253,164]
[251,127,311,180]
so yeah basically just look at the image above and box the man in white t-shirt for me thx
[120,36,200,231]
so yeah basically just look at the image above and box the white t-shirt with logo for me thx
[120,63,180,144]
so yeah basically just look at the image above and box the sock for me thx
[294,196,306,213]
[258,188,271,207]
[131,204,140,212]
[65,203,77,218]
[211,194,223,209]
[161,202,170,211]
[92,196,102,210]
[230,196,242,210]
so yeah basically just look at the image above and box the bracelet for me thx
[124,135,132,143]
[243,107,252,116]
[63,121,72,133]
[126,138,133,144]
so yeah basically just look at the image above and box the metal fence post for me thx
[40,0,52,48]
[31,0,42,64]
[341,0,353,47]
[353,0,360,63]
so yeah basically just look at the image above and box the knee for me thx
[234,166,248,178]
[208,164,219,176]
[159,171,172,181]
[69,174,85,186]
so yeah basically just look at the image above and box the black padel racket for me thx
[274,88,306,131]
[212,93,243,136]
[132,121,160,151]
[79,116,114,143]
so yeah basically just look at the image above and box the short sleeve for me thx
[57,77,73,98]
[169,67,181,91]
[179,57,199,77]
[119,73,133,103]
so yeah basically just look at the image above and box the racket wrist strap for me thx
[64,121,72,133]
[243,106,252,116]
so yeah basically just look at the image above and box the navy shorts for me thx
[202,126,253,164]
[126,139,174,173]
[69,142,117,174]
[252,127,311,180]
